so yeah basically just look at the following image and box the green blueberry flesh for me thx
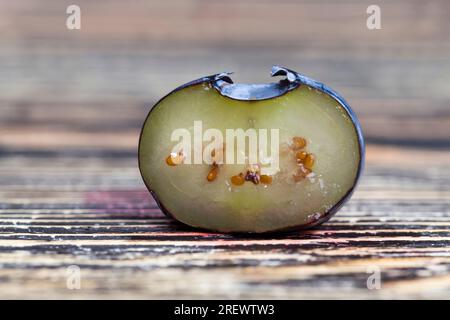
[139,82,361,233]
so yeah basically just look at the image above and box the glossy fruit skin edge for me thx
[138,66,365,234]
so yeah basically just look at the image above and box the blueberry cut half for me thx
[139,66,365,233]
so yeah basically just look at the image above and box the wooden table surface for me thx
[0,0,449,299]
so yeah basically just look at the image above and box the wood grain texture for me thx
[0,0,449,299]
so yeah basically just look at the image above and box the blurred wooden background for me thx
[0,0,449,299]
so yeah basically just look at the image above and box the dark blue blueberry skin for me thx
[139,66,365,233]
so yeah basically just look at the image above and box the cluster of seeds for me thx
[291,136,315,182]
[166,138,313,185]
[231,164,273,187]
